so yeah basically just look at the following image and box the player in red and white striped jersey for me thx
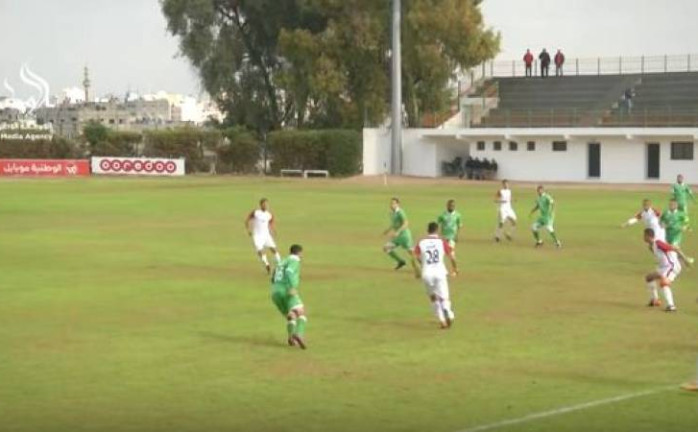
[621,199,665,241]
[643,228,693,312]
[414,222,458,329]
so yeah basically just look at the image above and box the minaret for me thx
[83,66,91,103]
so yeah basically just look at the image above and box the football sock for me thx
[550,232,560,243]
[432,301,445,323]
[287,319,297,337]
[441,299,454,319]
[661,286,675,307]
[495,226,502,239]
[388,250,404,264]
[274,252,281,264]
[261,254,270,266]
[646,281,659,301]
[296,316,307,336]
[533,230,541,242]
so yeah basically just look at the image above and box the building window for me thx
[527,141,536,151]
[493,141,502,151]
[509,141,518,151]
[552,141,568,152]
[477,141,485,151]
[671,142,694,160]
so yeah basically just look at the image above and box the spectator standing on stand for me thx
[523,49,534,77]
[624,87,635,114]
[554,49,565,76]
[539,49,551,78]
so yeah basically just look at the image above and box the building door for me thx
[588,143,601,178]
[647,143,660,179]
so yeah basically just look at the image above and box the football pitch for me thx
[1,176,696,432]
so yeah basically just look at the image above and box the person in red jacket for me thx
[555,49,566,76]
[523,49,534,77]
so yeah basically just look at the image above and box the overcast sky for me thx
[1,0,697,100]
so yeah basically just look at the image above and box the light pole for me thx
[390,0,402,175]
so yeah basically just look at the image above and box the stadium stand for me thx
[473,71,698,128]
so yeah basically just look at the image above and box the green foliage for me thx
[161,0,499,130]
[324,130,363,176]
[216,127,261,174]
[0,137,78,159]
[90,131,142,157]
[268,129,361,176]
[83,121,109,147]
[143,128,222,173]
[82,121,143,157]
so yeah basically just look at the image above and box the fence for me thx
[458,53,698,82]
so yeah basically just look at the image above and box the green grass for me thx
[0,177,696,432]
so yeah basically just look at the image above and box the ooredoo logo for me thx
[97,158,179,174]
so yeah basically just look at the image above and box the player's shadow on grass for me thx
[197,331,283,349]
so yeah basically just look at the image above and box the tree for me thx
[83,121,109,147]
[161,0,499,130]
[402,0,499,126]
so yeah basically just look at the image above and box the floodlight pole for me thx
[390,0,402,175]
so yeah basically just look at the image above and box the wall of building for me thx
[363,128,391,175]
[471,138,698,183]
[364,127,698,183]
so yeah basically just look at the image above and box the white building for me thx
[364,67,698,184]
[364,127,698,184]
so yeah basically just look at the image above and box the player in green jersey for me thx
[383,197,417,271]
[671,174,695,213]
[437,200,463,252]
[530,185,562,248]
[671,174,694,227]
[271,244,308,349]
[660,199,689,246]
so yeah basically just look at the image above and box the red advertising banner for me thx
[0,159,90,177]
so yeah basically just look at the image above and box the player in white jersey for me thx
[413,222,458,329]
[494,179,517,242]
[245,198,281,274]
[621,198,665,241]
[642,228,693,312]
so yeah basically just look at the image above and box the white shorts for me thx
[658,264,682,283]
[253,234,277,252]
[498,206,517,223]
[422,274,450,300]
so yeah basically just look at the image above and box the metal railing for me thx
[463,53,698,80]
[477,107,698,128]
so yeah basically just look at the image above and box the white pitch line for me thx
[458,386,676,432]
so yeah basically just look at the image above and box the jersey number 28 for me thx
[425,249,440,265]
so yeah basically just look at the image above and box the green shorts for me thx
[666,230,683,246]
[533,217,554,232]
[388,231,414,249]
[271,289,303,316]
